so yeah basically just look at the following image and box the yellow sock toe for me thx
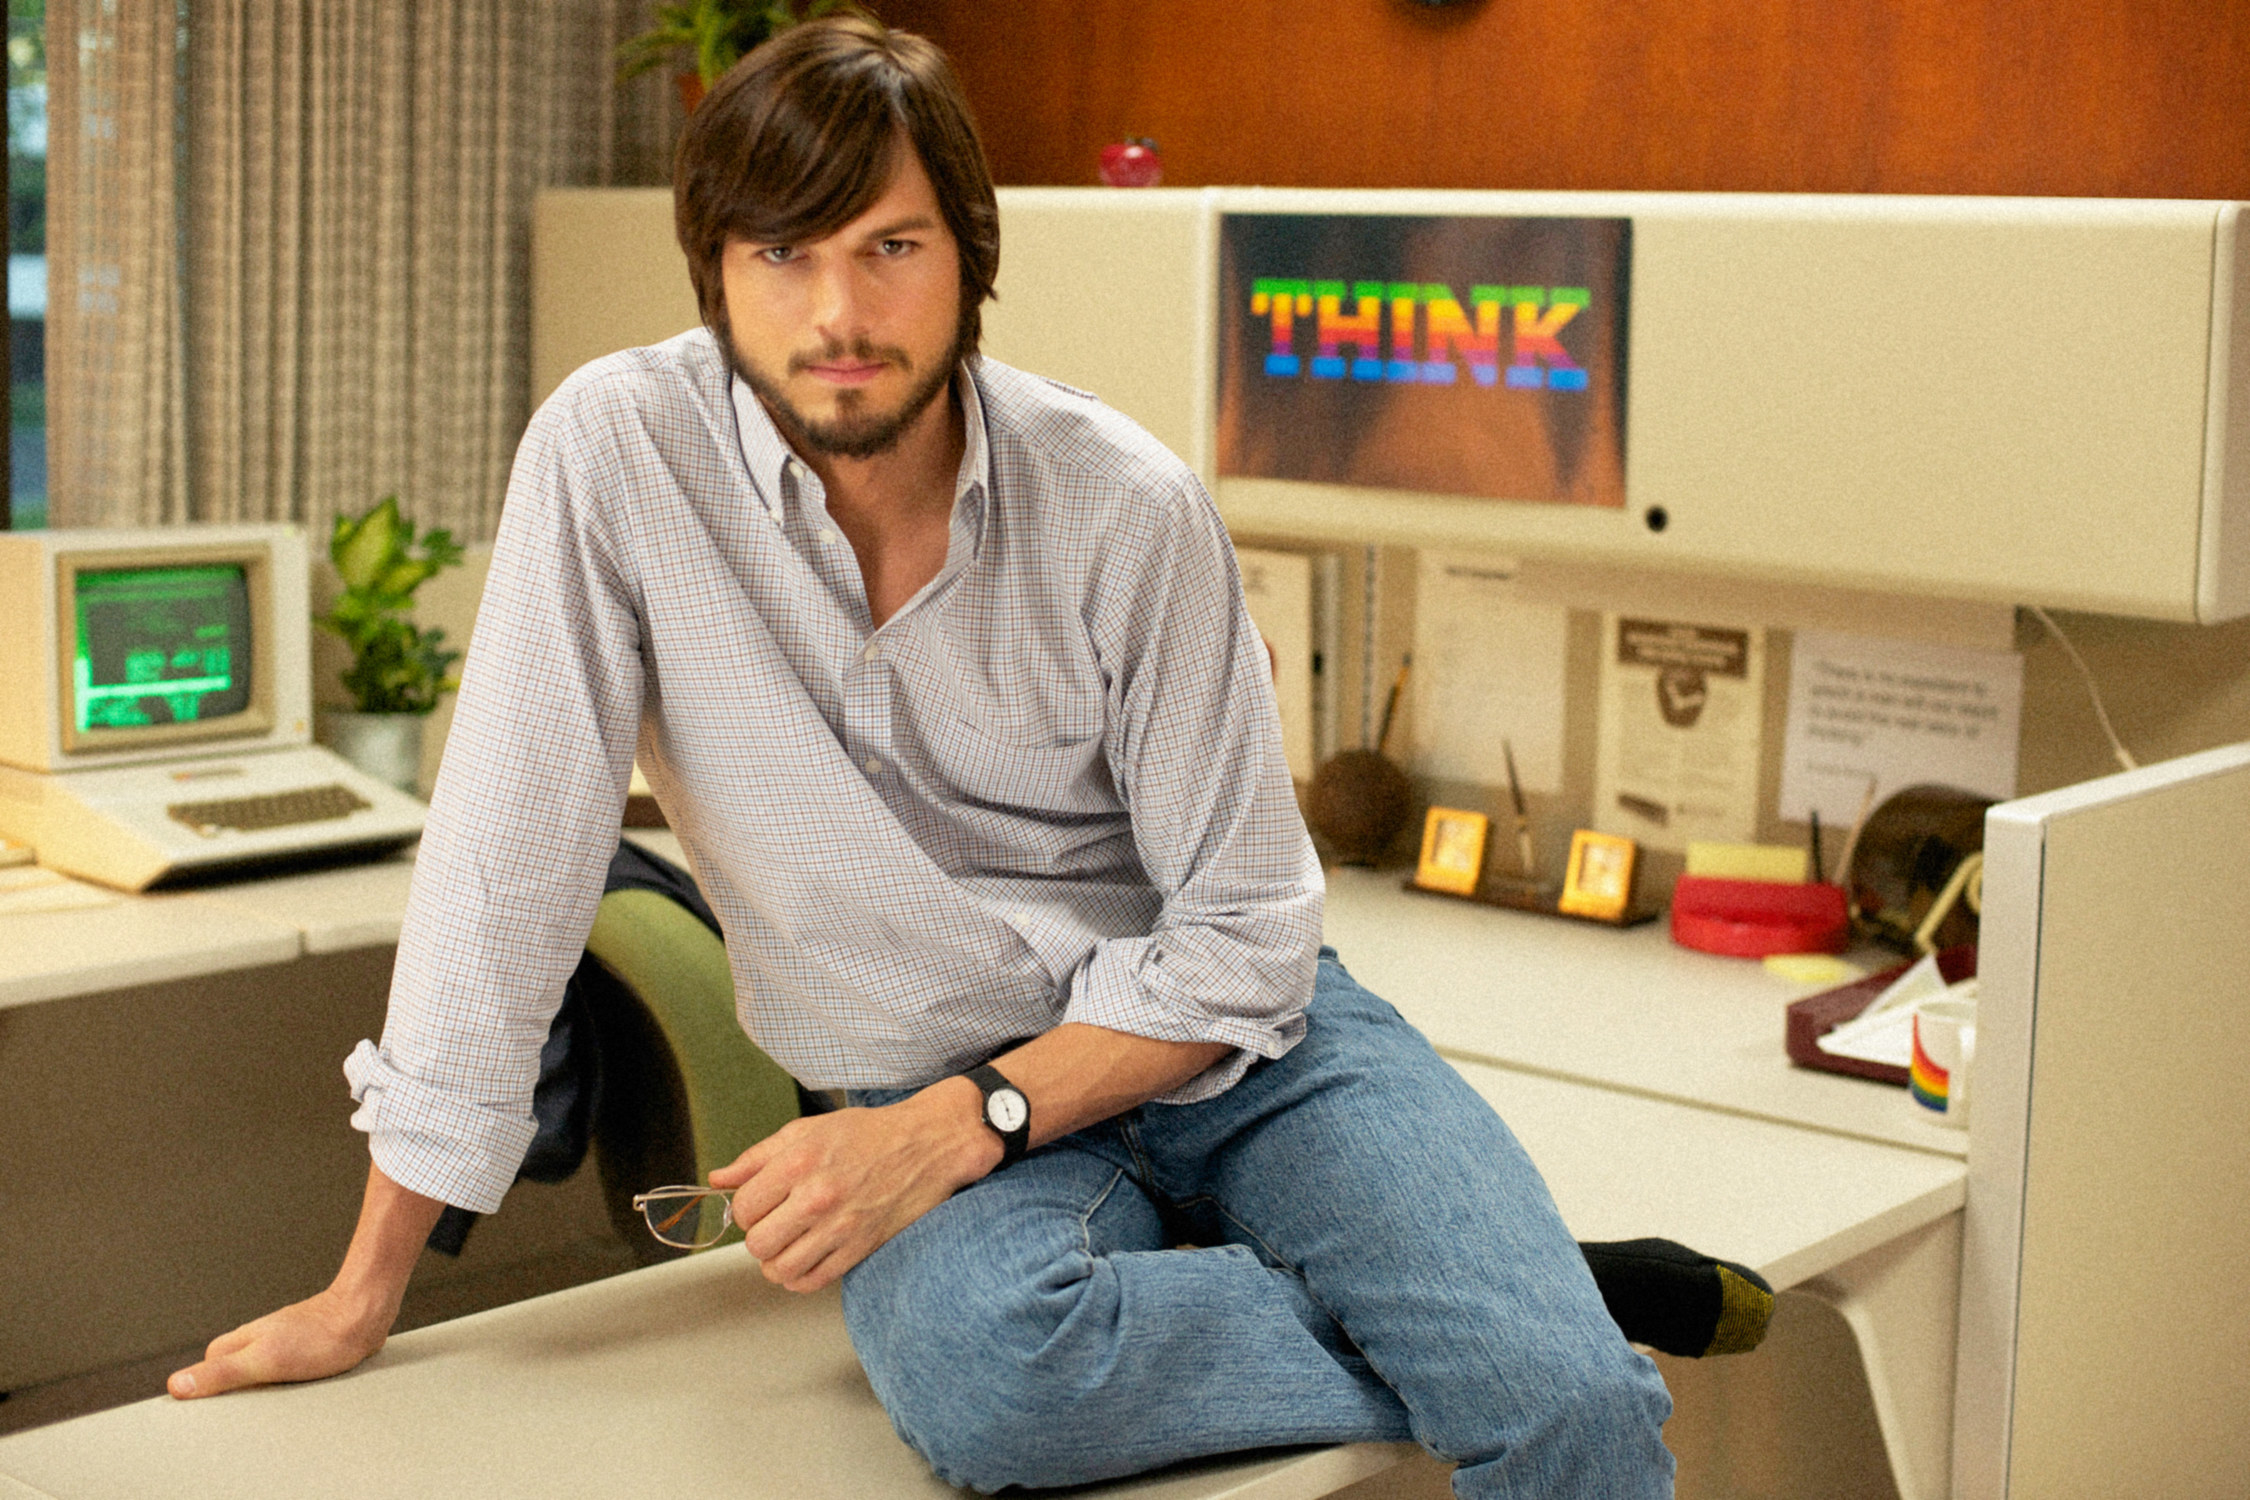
[1706,1264,1776,1355]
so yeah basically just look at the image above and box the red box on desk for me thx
[1670,875,1850,957]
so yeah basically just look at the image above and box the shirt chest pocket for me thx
[899,616,1110,811]
[926,611,1104,750]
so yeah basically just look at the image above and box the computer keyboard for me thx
[167,782,373,836]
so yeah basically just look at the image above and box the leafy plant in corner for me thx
[319,496,464,716]
[617,0,862,91]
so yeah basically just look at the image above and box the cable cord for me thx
[2027,605,2138,773]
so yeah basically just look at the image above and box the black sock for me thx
[1578,1237,1774,1357]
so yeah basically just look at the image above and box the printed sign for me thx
[1594,616,1765,851]
[1216,213,1631,506]
[1779,629,2024,827]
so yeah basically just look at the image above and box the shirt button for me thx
[864,756,882,776]
[818,528,839,546]
[860,640,881,664]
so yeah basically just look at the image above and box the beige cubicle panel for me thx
[527,184,1216,470]
[1201,190,2250,624]
[1961,743,2250,1499]
[978,188,1215,476]
[530,188,699,412]
[532,187,2250,621]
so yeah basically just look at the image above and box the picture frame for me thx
[1558,829,1638,921]
[1414,806,1491,896]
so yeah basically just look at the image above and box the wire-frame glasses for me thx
[631,1185,736,1250]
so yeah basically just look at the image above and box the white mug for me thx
[1910,998,1977,1127]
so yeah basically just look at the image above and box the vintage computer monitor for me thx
[0,524,426,890]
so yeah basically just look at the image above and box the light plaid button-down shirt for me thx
[346,329,1321,1213]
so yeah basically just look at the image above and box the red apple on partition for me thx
[1099,136,1163,188]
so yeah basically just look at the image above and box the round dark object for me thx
[1307,750,1414,866]
[1848,783,1994,953]
[1645,506,1669,533]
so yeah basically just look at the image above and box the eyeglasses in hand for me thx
[632,1185,736,1250]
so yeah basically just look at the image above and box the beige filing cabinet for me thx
[533,186,2250,623]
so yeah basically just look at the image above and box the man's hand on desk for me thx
[165,1288,393,1399]
[168,1163,442,1399]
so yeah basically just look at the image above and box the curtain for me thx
[47,0,191,526]
[47,0,682,540]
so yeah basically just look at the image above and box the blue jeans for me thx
[841,950,1675,1497]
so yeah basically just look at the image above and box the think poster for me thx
[1216,213,1631,506]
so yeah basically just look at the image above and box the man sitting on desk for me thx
[167,19,1764,1497]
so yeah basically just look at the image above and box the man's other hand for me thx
[710,1080,999,1294]
[167,1162,439,1400]
[167,1287,390,1399]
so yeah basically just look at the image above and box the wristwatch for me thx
[964,1063,1031,1168]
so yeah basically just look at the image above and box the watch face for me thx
[986,1087,1029,1134]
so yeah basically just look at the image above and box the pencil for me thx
[1834,777,1879,898]
[1375,655,1411,758]
[1504,738,1537,880]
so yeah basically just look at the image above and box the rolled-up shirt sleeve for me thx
[1061,473,1322,1101]
[347,380,646,1213]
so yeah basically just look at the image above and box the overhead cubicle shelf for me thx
[532,186,2250,623]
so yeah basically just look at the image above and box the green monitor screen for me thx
[72,565,255,732]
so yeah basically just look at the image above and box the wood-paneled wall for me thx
[878,0,2250,198]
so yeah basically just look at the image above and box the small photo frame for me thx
[1559,829,1637,921]
[1415,807,1491,896]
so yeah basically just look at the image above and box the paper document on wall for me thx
[1410,553,1567,793]
[1593,616,1765,851]
[1235,547,1317,782]
[1779,630,2023,827]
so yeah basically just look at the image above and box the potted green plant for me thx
[315,495,464,797]
[618,0,859,113]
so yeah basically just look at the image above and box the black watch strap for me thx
[964,1063,1031,1168]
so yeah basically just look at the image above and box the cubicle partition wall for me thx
[1962,744,2250,1499]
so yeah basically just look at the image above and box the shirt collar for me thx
[729,361,990,526]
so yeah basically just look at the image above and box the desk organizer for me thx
[1402,877,1662,928]
[1671,875,1849,956]
[1783,945,1978,1085]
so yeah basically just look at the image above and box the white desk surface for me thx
[0,1037,1960,1500]
[1455,1058,1963,1292]
[0,832,682,1013]
[0,1249,1412,1500]
[190,846,420,954]
[0,892,301,1012]
[4,842,1964,1166]
[1320,867,1970,1160]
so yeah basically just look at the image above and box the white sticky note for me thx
[1780,629,2023,827]
[1410,552,1567,793]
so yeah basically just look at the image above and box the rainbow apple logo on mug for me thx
[1909,998,1976,1126]
[1909,1029,1952,1111]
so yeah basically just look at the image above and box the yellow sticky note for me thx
[1685,841,1810,884]
[1763,954,1865,986]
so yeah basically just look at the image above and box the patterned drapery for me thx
[48,0,681,540]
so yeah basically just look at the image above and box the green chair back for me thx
[582,887,800,1258]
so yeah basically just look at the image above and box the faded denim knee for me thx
[849,1247,1134,1492]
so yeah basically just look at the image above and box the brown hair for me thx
[674,16,999,351]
